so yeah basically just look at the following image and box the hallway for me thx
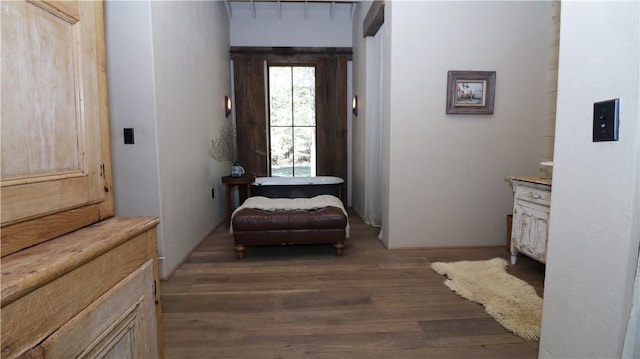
[161,212,544,358]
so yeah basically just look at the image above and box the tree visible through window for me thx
[268,66,316,177]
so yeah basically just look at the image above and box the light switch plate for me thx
[593,98,620,142]
[124,128,135,144]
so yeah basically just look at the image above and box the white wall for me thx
[230,2,352,47]
[106,0,231,278]
[351,1,385,228]
[106,1,161,224]
[382,1,554,248]
[539,2,640,357]
[351,1,370,219]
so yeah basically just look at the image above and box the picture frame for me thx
[446,70,496,115]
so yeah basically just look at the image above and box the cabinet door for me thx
[38,260,159,359]
[1,0,112,254]
[512,201,549,263]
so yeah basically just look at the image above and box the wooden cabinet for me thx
[40,260,157,358]
[1,218,162,359]
[1,0,113,254]
[1,1,162,358]
[508,176,552,265]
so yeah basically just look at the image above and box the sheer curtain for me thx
[622,247,640,358]
[363,26,383,228]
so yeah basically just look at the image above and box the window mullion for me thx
[290,67,295,176]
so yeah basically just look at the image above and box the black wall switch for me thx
[124,128,135,144]
[593,99,620,142]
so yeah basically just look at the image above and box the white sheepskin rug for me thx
[431,257,542,341]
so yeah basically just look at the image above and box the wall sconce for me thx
[224,96,232,117]
[352,95,358,116]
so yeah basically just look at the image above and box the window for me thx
[231,49,348,181]
[268,66,316,177]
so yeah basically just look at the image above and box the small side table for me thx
[222,174,256,222]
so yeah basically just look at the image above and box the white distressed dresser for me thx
[508,176,552,265]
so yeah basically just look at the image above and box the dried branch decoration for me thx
[209,126,236,163]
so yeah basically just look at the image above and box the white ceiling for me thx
[224,0,358,20]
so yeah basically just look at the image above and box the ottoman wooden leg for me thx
[235,244,246,259]
[334,242,345,255]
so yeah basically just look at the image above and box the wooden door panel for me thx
[233,56,269,177]
[1,0,82,178]
[1,0,104,225]
[39,260,158,358]
[315,57,348,183]
[1,176,93,224]
[513,202,549,263]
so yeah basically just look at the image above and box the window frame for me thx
[266,63,318,177]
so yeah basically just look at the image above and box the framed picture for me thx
[446,70,496,114]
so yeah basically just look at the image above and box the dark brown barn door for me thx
[315,56,348,179]
[232,56,269,177]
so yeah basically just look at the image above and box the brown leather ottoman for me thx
[231,207,348,259]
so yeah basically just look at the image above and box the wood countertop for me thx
[1,216,159,306]
[506,175,552,186]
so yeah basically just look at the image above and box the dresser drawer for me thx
[514,185,551,206]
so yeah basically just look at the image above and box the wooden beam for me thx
[230,46,353,58]
[363,0,384,37]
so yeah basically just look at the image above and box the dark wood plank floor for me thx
[161,210,545,358]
